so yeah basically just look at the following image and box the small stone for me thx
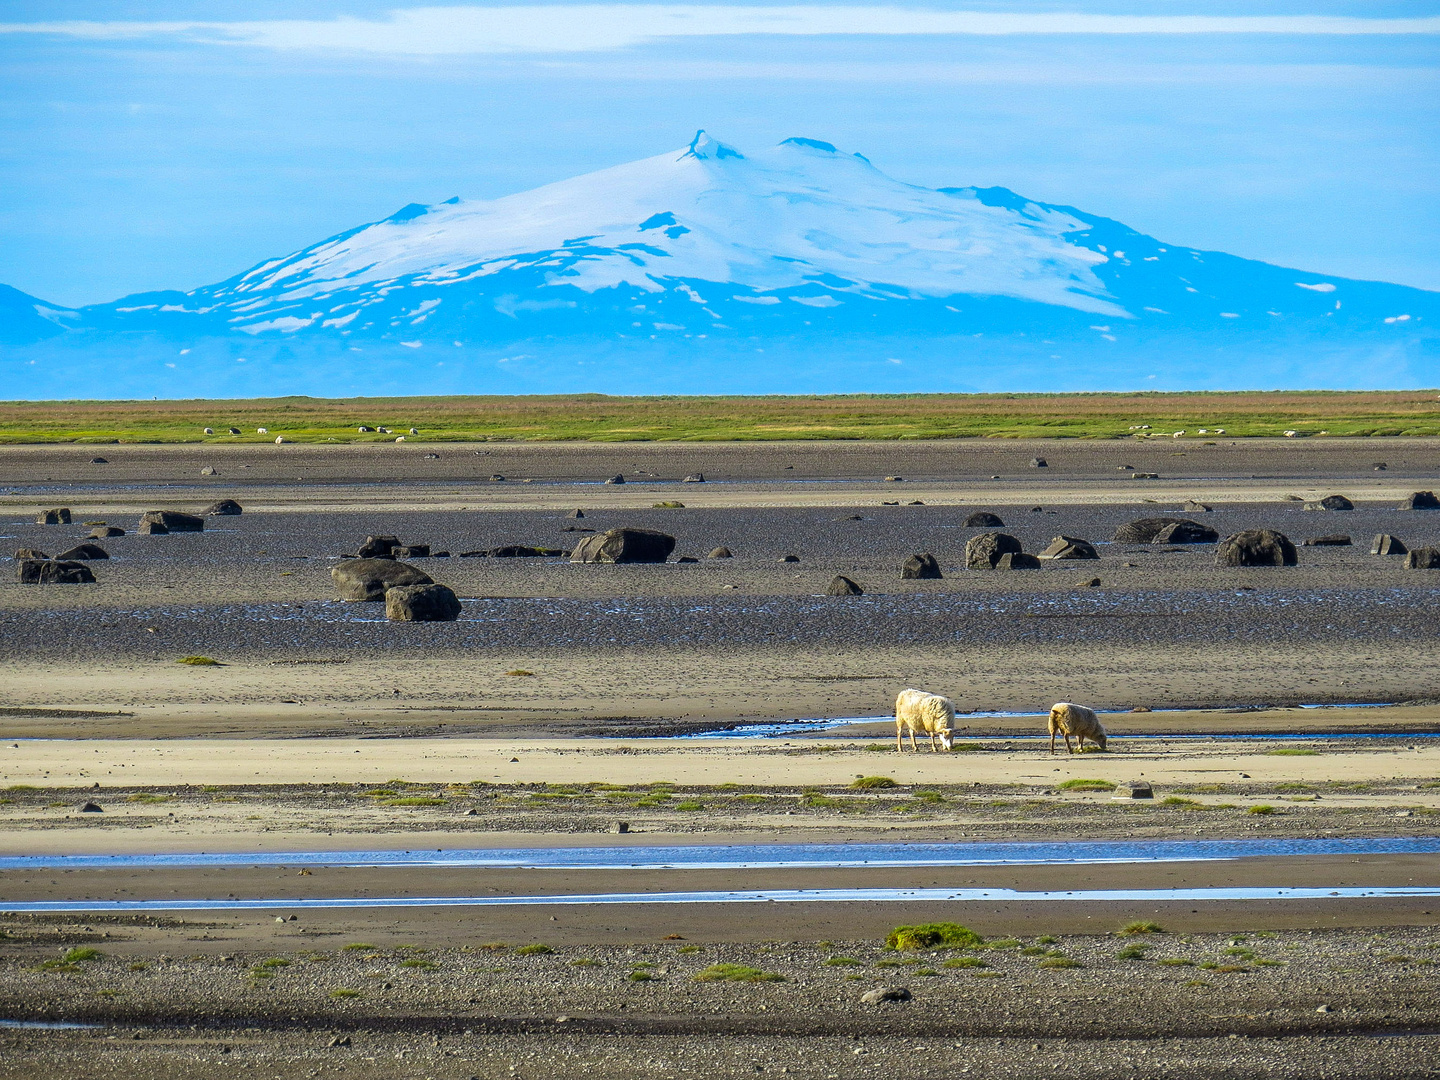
[568,509,585,518]
[963,512,1004,528]
[1038,536,1099,561]
[708,547,733,558]
[826,575,864,596]
[675,556,699,563]
[1303,535,1351,547]
[884,476,903,482]
[80,802,102,813]
[610,821,630,834]
[780,554,800,563]
[1316,1005,1332,1014]
[89,457,108,464]
[1182,500,1212,512]
[200,466,218,476]
[683,473,705,483]
[1126,781,1154,799]
[1077,577,1101,587]
[1030,457,1047,468]
[1371,534,1407,556]
[36,508,71,525]
[604,474,626,485]
[327,1036,351,1047]
[995,552,1041,570]
[860,986,912,1004]
[1304,494,1353,511]
[900,553,942,580]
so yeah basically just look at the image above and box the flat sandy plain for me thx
[2,438,1440,1078]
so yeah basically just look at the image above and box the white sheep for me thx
[895,688,955,753]
[1048,702,1107,754]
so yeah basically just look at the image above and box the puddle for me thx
[6,837,1437,872]
[0,1019,102,1030]
[7,885,1440,914]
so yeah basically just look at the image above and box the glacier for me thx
[1,131,1435,398]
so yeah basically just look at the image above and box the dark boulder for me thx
[966,532,1023,569]
[393,544,430,558]
[1113,517,1185,543]
[356,535,400,558]
[384,583,462,622]
[36,508,71,525]
[780,554,800,563]
[996,552,1041,570]
[140,510,203,533]
[683,473,705,483]
[963,511,1005,528]
[1304,495,1354,511]
[707,547,733,559]
[826,575,864,595]
[138,520,168,535]
[604,474,625,485]
[1405,548,1440,569]
[14,548,47,560]
[203,499,243,516]
[900,553,942,580]
[1151,520,1219,544]
[1039,536,1099,560]
[89,457,108,464]
[1030,457,1048,468]
[331,558,433,601]
[1372,534,1408,556]
[569,528,676,564]
[1400,491,1440,510]
[675,556,698,563]
[1215,529,1297,567]
[80,802,103,813]
[53,543,108,560]
[89,527,125,538]
[568,509,585,518]
[18,559,95,584]
[1303,535,1351,547]
[472,545,565,558]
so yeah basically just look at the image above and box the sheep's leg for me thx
[1049,727,1057,755]
[909,729,920,753]
[896,724,903,753]
[1065,732,1075,754]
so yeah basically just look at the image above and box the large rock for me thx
[1405,548,1440,569]
[1215,529,1297,567]
[137,520,167,535]
[18,559,95,584]
[569,528,676,564]
[356,535,400,558]
[331,558,433,600]
[826,575,864,595]
[14,548,47,560]
[393,544,430,558]
[1304,495,1354,511]
[1113,517,1186,543]
[1400,491,1440,510]
[203,499,243,516]
[1303,535,1351,547]
[385,583,462,621]
[53,543,108,560]
[89,527,125,538]
[36,508,71,525]
[1151,520,1219,544]
[1372,534,1408,556]
[996,552,1041,570]
[900,553,942,580]
[965,532,1023,569]
[963,511,1005,528]
[462,545,565,558]
[1038,535,1098,560]
[140,510,204,533]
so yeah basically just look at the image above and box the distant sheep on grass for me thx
[1048,703,1108,754]
[895,688,955,753]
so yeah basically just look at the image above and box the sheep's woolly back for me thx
[1049,702,1104,736]
[896,688,956,733]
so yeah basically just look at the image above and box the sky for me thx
[1,1,1437,308]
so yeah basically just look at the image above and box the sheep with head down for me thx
[1049,702,1107,754]
[895,688,955,753]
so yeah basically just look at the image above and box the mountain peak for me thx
[680,129,744,162]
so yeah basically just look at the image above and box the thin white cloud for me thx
[4,6,1440,55]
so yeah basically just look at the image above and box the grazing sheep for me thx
[895,689,956,753]
[1048,703,1107,754]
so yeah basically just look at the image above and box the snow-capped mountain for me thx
[2,131,1435,397]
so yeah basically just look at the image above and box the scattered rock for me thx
[900,553,942,580]
[1182,500,1212,512]
[1215,529,1297,567]
[1152,520,1219,544]
[884,476,903,482]
[838,515,863,521]
[568,509,585,518]
[327,1036,351,1047]
[569,528,676,564]
[14,548,47,560]
[604,474,626,485]
[200,466,218,476]
[356,535,400,559]
[1029,457,1048,468]
[1029,506,1043,513]
[683,473,705,483]
[1405,548,1440,569]
[610,821,630,834]
[1125,781,1154,800]
[80,802,103,813]
[330,559,433,601]
[88,457,108,464]
[1303,535,1351,547]
[675,556,699,563]
[1113,518,1187,543]
[53,543,108,561]
[861,986,912,1004]
[708,547,733,559]
[1077,577,1102,587]
[17,559,96,584]
[385,583,462,622]
[392,544,431,559]
[780,554,801,563]
[139,510,204,533]
[1304,495,1354,511]
[489,475,506,482]
[995,552,1041,570]
[137,520,168,535]
[966,532,1023,569]
[907,500,925,506]
[963,511,1005,528]
[1316,1005,1332,1014]
[89,526,124,538]
[203,499,243,516]
[1132,473,1159,480]
[476,545,565,558]
[36,508,71,525]
[1038,536,1099,560]
[1400,491,1440,510]
[1372,534,1408,556]
[826,575,864,596]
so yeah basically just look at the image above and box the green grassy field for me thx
[1,391,1438,444]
